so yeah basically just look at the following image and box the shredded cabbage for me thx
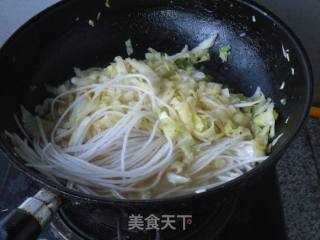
[8,36,278,199]
[125,39,133,56]
[219,45,231,62]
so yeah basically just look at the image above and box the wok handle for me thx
[0,189,60,240]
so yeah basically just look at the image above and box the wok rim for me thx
[0,0,313,205]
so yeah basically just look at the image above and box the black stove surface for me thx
[0,151,287,240]
[216,170,287,240]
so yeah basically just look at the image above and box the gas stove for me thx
[0,153,287,240]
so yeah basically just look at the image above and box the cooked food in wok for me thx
[7,36,278,199]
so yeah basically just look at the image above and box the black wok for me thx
[0,0,313,239]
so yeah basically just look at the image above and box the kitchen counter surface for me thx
[278,119,320,240]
